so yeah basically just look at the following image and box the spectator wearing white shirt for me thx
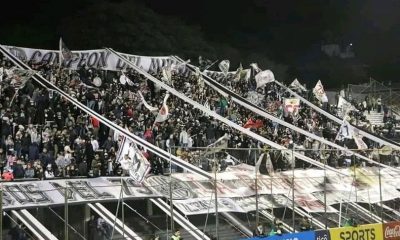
[179,128,189,148]
[91,137,99,151]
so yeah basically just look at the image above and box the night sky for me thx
[1,0,399,87]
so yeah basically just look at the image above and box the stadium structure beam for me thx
[12,209,58,240]
[88,203,143,240]
[150,198,213,240]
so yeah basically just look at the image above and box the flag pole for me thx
[213,150,219,240]
[292,148,295,232]
[59,37,63,68]
[255,153,259,229]
[169,150,175,235]
[378,159,383,224]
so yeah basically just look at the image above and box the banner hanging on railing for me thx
[0,165,399,214]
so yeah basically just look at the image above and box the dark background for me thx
[1,0,399,88]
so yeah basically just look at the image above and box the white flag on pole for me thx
[255,70,275,89]
[59,37,75,66]
[138,91,158,112]
[161,65,173,84]
[353,128,368,150]
[250,63,261,73]
[120,72,134,86]
[336,120,354,141]
[313,80,328,102]
[337,96,357,117]
[218,60,230,76]
[154,93,170,123]
[202,133,229,157]
[289,79,307,92]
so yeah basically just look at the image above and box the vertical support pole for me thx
[271,173,274,217]
[121,177,125,239]
[0,183,3,240]
[378,159,384,224]
[324,159,327,229]
[84,204,91,239]
[214,152,219,240]
[255,153,259,228]
[64,183,69,240]
[292,149,295,232]
[169,151,174,234]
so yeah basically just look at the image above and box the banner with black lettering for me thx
[1,166,399,213]
[0,177,160,210]
[2,45,177,73]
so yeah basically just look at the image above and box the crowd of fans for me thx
[0,52,399,182]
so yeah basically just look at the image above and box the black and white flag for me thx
[7,68,37,89]
[289,79,307,92]
[218,60,230,76]
[116,137,151,183]
[59,38,76,66]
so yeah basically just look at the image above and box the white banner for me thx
[0,177,160,210]
[0,166,398,214]
[3,45,178,73]
[337,96,357,117]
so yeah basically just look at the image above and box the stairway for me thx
[364,111,384,127]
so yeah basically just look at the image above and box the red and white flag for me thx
[313,80,328,102]
[154,93,170,123]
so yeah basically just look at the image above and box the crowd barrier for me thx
[243,221,400,240]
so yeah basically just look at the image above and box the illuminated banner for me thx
[383,221,400,240]
[329,223,383,240]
